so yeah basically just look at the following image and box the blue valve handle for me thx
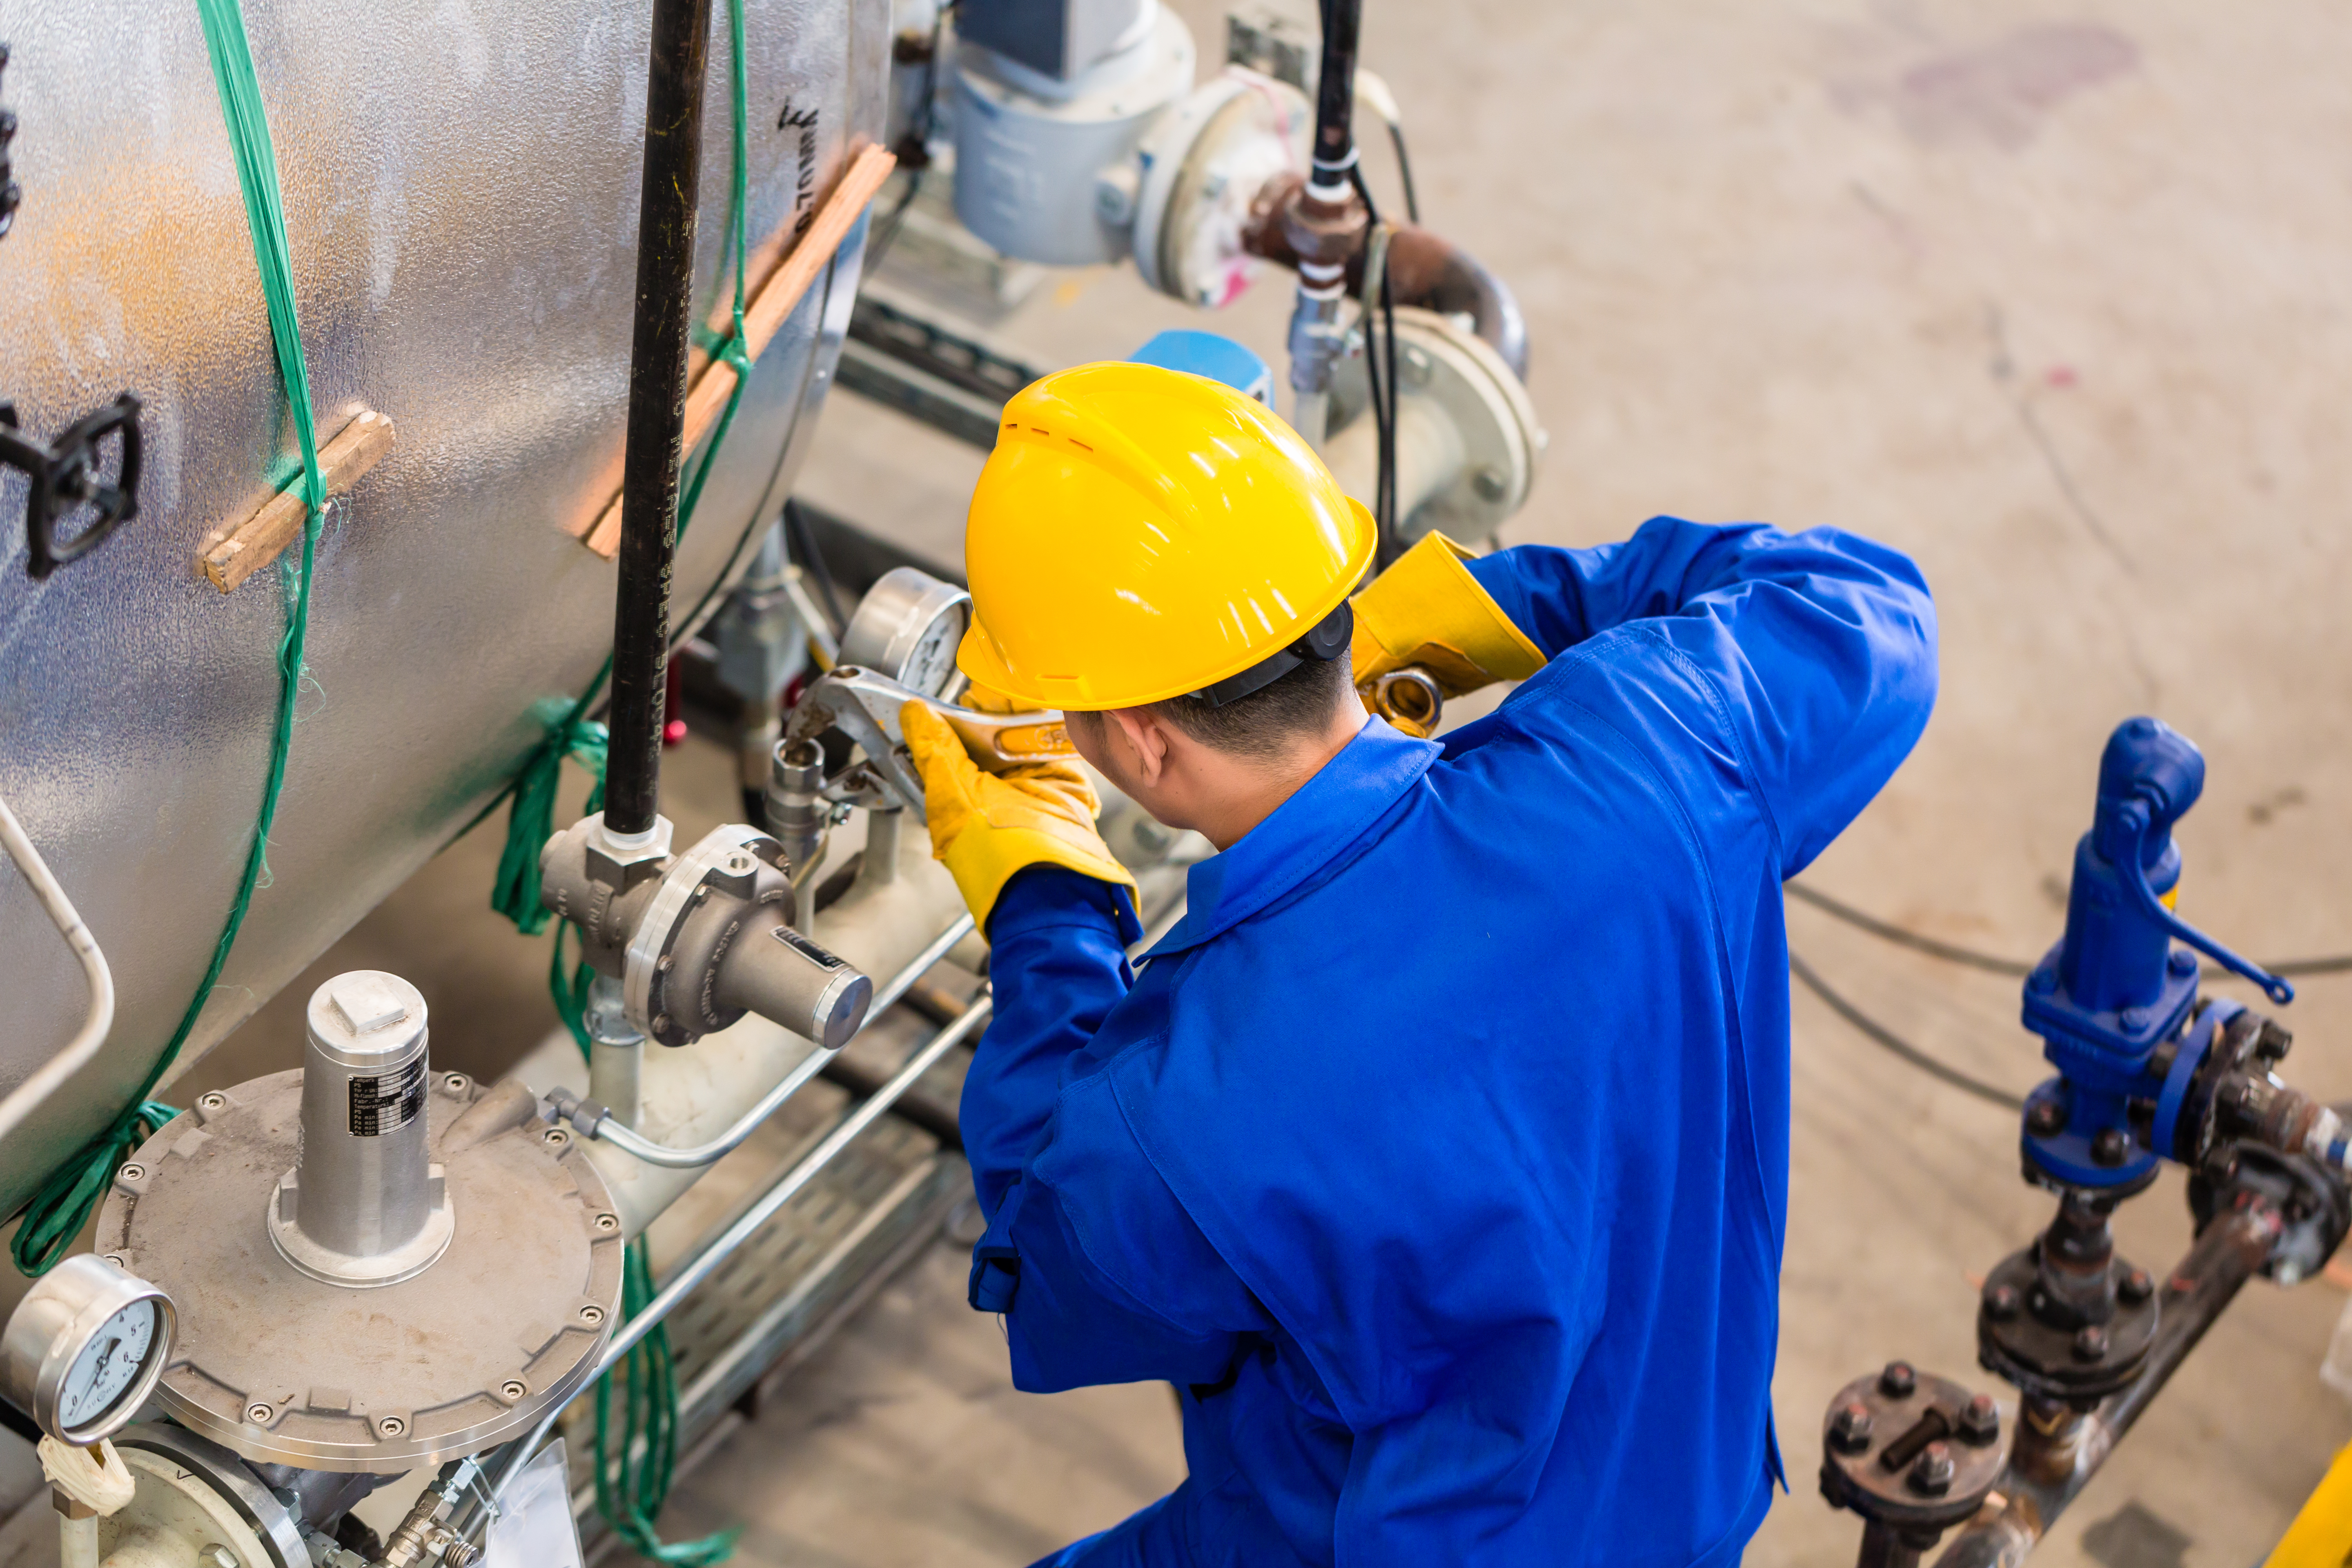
[2117,800,2294,1006]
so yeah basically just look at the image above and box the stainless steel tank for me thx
[0,0,889,1215]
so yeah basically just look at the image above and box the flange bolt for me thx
[2092,1127,2129,1166]
[1878,1361,1916,1399]
[2169,949,2198,978]
[1828,1401,1873,1454]
[2120,1006,2151,1033]
[2118,1267,2154,1306]
[1982,1282,2020,1321]
[2027,1100,2065,1138]
[1956,1392,1999,1446]
[2073,1324,2109,1362]
[1907,1440,1956,1496]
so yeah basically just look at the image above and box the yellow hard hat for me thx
[957,361,1376,710]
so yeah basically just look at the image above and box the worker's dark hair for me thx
[1070,655,1356,763]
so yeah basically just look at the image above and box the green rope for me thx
[12,0,328,1275]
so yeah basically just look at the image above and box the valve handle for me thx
[2119,800,2294,1005]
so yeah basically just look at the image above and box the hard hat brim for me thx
[958,495,1378,712]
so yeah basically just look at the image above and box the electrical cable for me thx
[1387,120,1420,225]
[863,0,950,274]
[1788,951,2026,1111]
[1787,880,2352,981]
[1349,166,1400,553]
[11,0,328,1276]
[0,790,115,1148]
[782,497,848,633]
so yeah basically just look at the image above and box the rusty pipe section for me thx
[1245,174,1528,381]
[1930,1197,2280,1568]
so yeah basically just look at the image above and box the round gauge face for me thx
[56,1297,159,1435]
[897,604,968,701]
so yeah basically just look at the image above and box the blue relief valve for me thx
[2018,718,2309,1193]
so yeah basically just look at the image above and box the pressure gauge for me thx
[1,1254,175,1444]
[837,567,972,701]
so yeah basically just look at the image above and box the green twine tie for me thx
[13,0,328,1275]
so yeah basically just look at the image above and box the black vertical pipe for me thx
[1310,0,1363,183]
[605,0,716,837]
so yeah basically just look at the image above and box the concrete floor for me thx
[121,1,2352,1564]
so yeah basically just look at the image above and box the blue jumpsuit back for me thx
[960,519,1938,1567]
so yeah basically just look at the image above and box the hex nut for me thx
[2118,1267,2154,1305]
[1877,1361,1916,1399]
[2073,1325,2109,1362]
[1827,1401,1873,1454]
[2026,1100,2065,1137]
[2091,1127,2129,1167]
[1982,1283,2020,1322]
[1907,1440,1955,1496]
[1956,1393,1999,1446]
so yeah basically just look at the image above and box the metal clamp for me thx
[2,393,141,579]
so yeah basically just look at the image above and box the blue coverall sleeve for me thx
[960,865,1139,1218]
[959,868,1250,1394]
[1466,519,1937,874]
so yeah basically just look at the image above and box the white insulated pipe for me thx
[584,809,975,1237]
[0,789,115,1146]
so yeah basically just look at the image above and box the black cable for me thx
[1787,880,2352,981]
[866,0,950,273]
[1788,951,2027,1111]
[1386,121,1420,225]
[782,498,847,633]
[1786,882,2032,977]
[1348,164,1399,553]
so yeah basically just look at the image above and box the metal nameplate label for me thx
[348,1057,427,1137]
[771,926,845,969]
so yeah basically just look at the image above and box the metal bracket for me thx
[1,393,141,579]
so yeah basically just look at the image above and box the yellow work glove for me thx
[901,698,1136,931]
[1350,532,1546,735]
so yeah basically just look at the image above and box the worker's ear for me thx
[1105,706,1171,786]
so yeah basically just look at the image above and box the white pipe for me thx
[0,790,114,1145]
[586,809,974,1236]
[60,1515,98,1568]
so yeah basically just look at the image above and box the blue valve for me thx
[2018,717,2293,1190]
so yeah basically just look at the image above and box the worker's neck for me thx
[1178,707,1368,852]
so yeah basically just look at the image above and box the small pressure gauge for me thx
[838,567,972,702]
[1,1254,175,1444]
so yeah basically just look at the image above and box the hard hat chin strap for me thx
[1186,602,1354,710]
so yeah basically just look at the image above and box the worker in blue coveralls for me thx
[896,360,1937,1567]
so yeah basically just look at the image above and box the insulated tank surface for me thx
[0,0,888,1214]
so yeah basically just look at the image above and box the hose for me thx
[605,0,719,839]
[0,791,114,1146]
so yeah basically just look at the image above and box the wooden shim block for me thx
[573,142,899,559]
[200,409,397,592]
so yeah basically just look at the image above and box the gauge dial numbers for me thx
[0,1254,175,1443]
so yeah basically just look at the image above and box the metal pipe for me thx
[1929,1198,2279,1568]
[0,788,114,1145]
[574,913,976,1169]
[482,991,994,1511]
[604,0,716,836]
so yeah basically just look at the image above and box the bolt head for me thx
[198,1547,241,1568]
[1828,1401,1873,1453]
[1472,466,1509,502]
[1878,1361,1916,1399]
[1957,1392,1999,1445]
[2118,1267,2154,1305]
[245,1403,274,1424]
[2027,1099,2066,1137]
[1982,1282,2021,1322]
[2029,964,2059,995]
[2120,1005,2151,1032]
[1908,1440,1956,1496]
[2169,949,2198,978]
[2073,1324,2109,1362]
[2092,1127,2130,1166]
[377,1417,406,1437]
